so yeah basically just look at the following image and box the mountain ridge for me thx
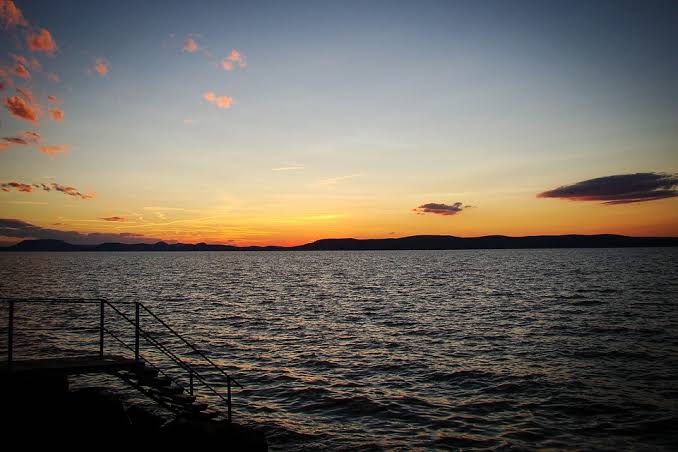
[2,234,677,251]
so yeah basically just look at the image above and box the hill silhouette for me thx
[2,234,677,251]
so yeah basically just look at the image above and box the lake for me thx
[1,248,677,450]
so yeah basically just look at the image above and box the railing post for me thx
[99,300,104,358]
[227,375,232,423]
[8,300,14,367]
[134,302,140,361]
[189,369,194,396]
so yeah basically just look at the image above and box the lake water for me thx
[1,249,677,450]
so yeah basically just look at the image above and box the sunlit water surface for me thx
[1,249,677,450]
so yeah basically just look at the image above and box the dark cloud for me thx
[101,216,126,222]
[1,180,94,199]
[50,183,94,200]
[0,218,159,245]
[538,172,678,204]
[1,181,32,192]
[413,202,466,216]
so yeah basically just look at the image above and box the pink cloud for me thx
[39,144,69,155]
[47,95,60,103]
[203,91,234,109]
[27,28,57,56]
[4,94,37,122]
[225,49,247,68]
[221,59,233,71]
[183,37,199,53]
[13,63,29,79]
[49,108,64,121]
[0,0,27,28]
[94,58,109,76]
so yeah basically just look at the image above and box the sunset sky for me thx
[1,0,677,246]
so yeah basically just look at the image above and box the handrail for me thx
[1,297,241,422]
[139,303,242,388]
[103,301,233,406]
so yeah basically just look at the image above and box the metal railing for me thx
[1,297,242,422]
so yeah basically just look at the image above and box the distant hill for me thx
[1,234,677,251]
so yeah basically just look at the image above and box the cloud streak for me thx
[0,218,159,245]
[538,173,678,204]
[1,180,93,199]
[39,144,69,155]
[413,202,467,216]
[101,216,126,222]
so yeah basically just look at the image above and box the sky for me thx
[0,0,677,246]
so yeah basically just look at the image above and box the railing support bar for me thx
[227,375,232,423]
[8,300,14,367]
[134,302,140,361]
[99,300,104,358]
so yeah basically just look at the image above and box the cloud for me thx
[39,144,69,155]
[17,55,40,72]
[317,174,361,186]
[203,91,234,109]
[1,181,32,192]
[0,142,11,151]
[183,37,199,53]
[13,63,29,79]
[47,95,60,103]
[47,72,60,83]
[101,216,126,222]
[226,49,246,68]
[49,108,64,121]
[538,172,678,204]
[413,202,466,216]
[4,94,37,122]
[50,183,94,199]
[0,218,160,245]
[272,166,305,171]
[3,130,40,145]
[0,0,27,28]
[1,180,93,199]
[94,58,109,76]
[27,28,57,56]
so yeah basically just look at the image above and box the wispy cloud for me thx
[39,144,69,155]
[3,130,40,146]
[538,173,678,204]
[47,72,60,83]
[203,91,234,109]
[317,174,362,186]
[413,202,468,216]
[101,216,126,222]
[27,28,57,56]
[272,166,305,171]
[221,49,247,70]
